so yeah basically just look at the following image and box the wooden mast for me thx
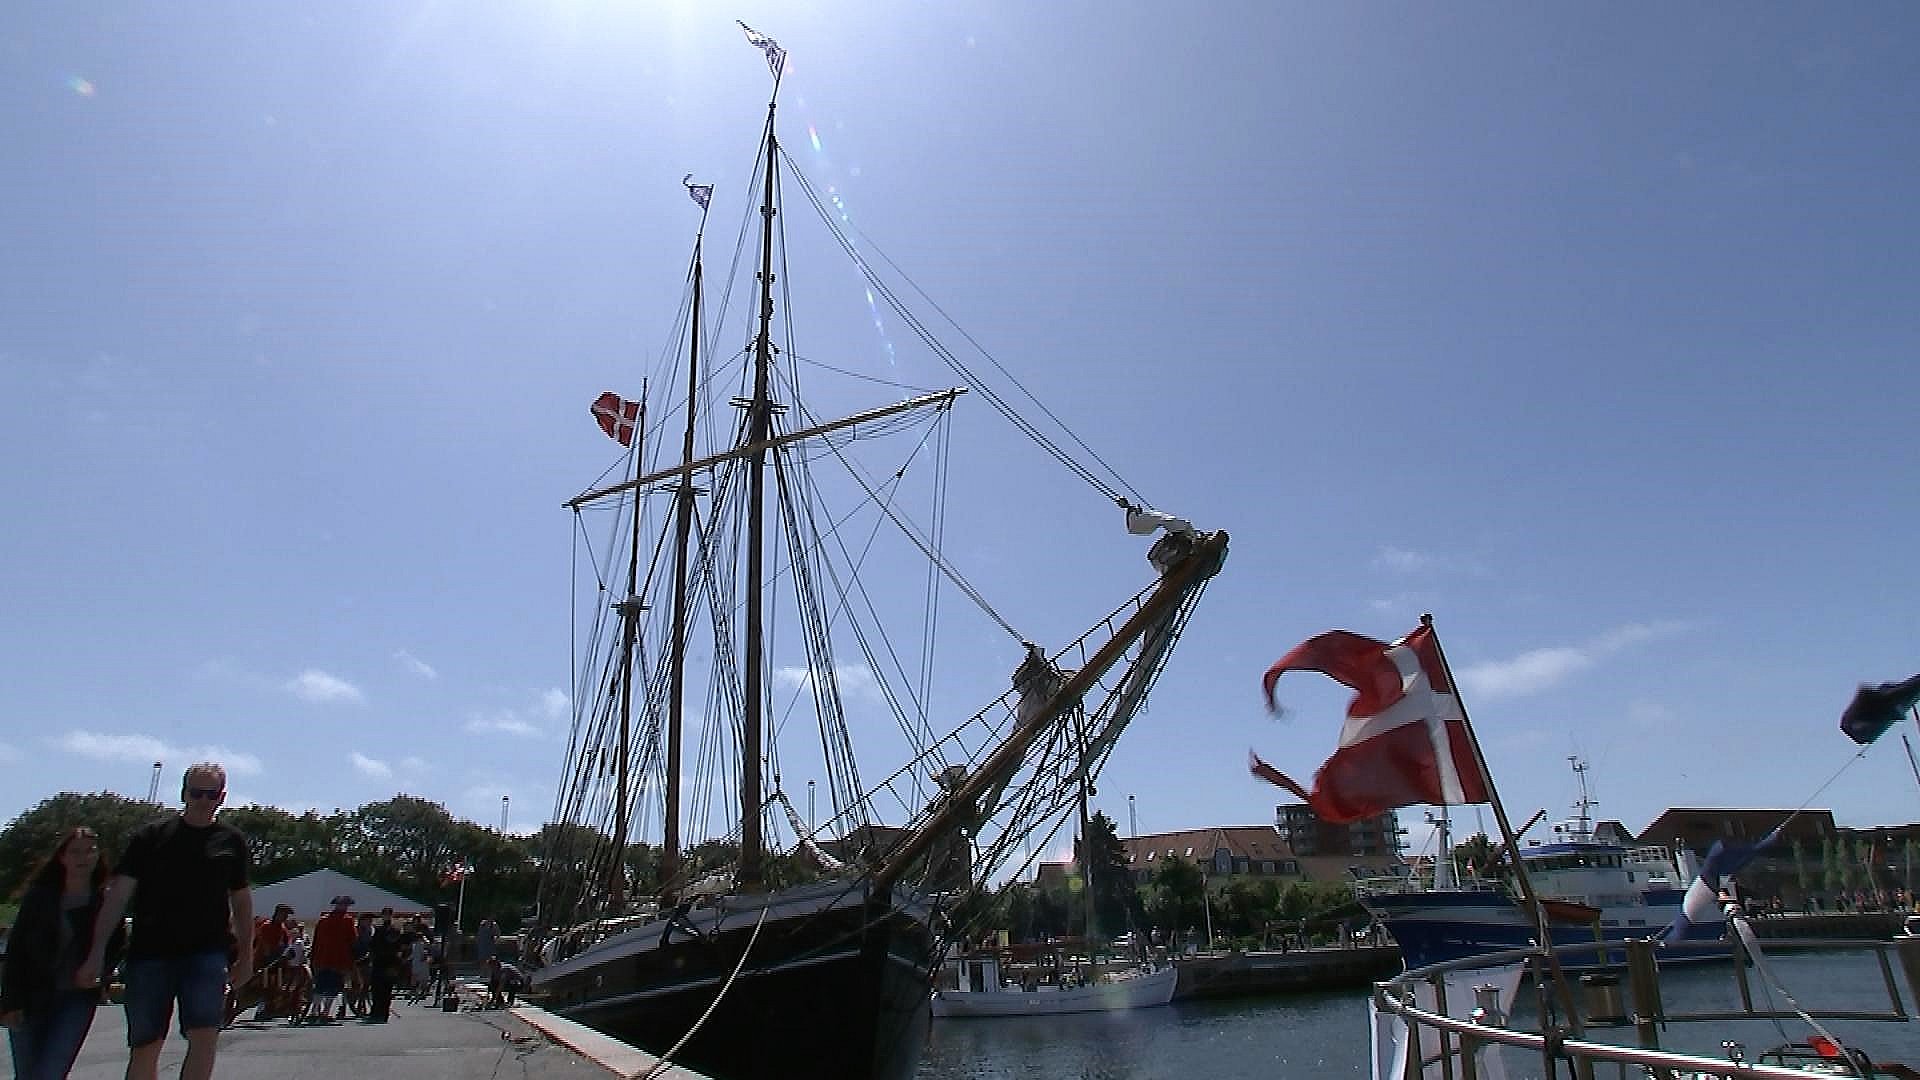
[740,101,779,892]
[564,389,962,510]
[662,214,706,899]
[609,394,647,910]
[874,528,1228,894]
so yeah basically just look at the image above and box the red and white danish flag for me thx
[1253,624,1490,824]
[591,391,641,447]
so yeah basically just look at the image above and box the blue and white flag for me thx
[683,174,712,211]
[737,21,786,79]
[1659,823,1785,944]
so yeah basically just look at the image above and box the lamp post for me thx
[147,761,163,804]
[807,780,816,834]
[501,795,510,833]
[1201,869,1215,952]
[1128,794,1137,839]
[453,864,471,936]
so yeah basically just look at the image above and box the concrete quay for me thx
[1172,944,1403,999]
[4,990,711,1080]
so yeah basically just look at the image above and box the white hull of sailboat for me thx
[930,964,1176,1018]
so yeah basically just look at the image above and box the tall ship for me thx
[1355,759,1725,968]
[529,27,1227,1080]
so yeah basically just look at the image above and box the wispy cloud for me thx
[1371,545,1487,579]
[773,664,882,704]
[286,669,365,705]
[53,731,264,776]
[1455,621,1690,702]
[349,752,393,779]
[1373,546,1438,574]
[1369,593,1436,617]
[466,713,542,737]
[394,650,438,680]
[464,688,567,738]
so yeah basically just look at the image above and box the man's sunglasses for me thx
[187,787,223,800]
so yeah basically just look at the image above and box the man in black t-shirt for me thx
[79,763,253,1080]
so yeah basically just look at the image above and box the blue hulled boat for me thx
[1357,762,1730,969]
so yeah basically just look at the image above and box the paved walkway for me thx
[4,989,707,1080]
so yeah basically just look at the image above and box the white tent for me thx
[251,868,434,928]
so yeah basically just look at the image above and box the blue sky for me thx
[4,3,1918,868]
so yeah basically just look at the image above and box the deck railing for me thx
[1371,933,1920,1080]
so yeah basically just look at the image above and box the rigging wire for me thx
[539,107,1225,936]
[780,147,1146,512]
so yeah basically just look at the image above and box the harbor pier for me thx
[36,991,711,1080]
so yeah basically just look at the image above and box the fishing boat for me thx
[1355,758,1727,968]
[930,945,1175,1018]
[529,27,1226,1080]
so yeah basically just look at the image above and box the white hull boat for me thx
[931,959,1175,1018]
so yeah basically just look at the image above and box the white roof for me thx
[251,868,434,928]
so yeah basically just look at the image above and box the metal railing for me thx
[1372,933,1920,1079]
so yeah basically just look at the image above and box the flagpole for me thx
[1903,732,1920,797]
[1420,613,1588,1044]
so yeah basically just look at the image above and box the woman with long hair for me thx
[0,826,125,1079]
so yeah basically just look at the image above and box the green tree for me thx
[338,795,460,898]
[998,881,1038,943]
[533,820,615,929]
[1452,832,1498,878]
[1077,811,1138,941]
[1144,855,1206,947]
[0,793,165,898]
[1220,878,1282,940]
[222,805,338,884]
[1031,881,1073,940]
[437,820,537,932]
[1844,837,1869,895]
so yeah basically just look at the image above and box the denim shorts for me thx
[122,950,228,1046]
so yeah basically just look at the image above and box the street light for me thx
[1128,794,1137,839]
[1201,868,1215,952]
[501,795,510,832]
[146,761,162,804]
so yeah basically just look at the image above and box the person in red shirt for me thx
[307,897,357,1023]
[251,905,294,1020]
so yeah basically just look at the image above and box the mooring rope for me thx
[640,903,771,1080]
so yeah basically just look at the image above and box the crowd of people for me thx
[2,763,527,1080]
[231,900,442,1024]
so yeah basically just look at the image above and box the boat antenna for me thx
[1568,755,1594,840]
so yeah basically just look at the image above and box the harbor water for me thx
[917,950,1920,1079]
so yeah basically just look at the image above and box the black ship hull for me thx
[534,881,936,1080]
